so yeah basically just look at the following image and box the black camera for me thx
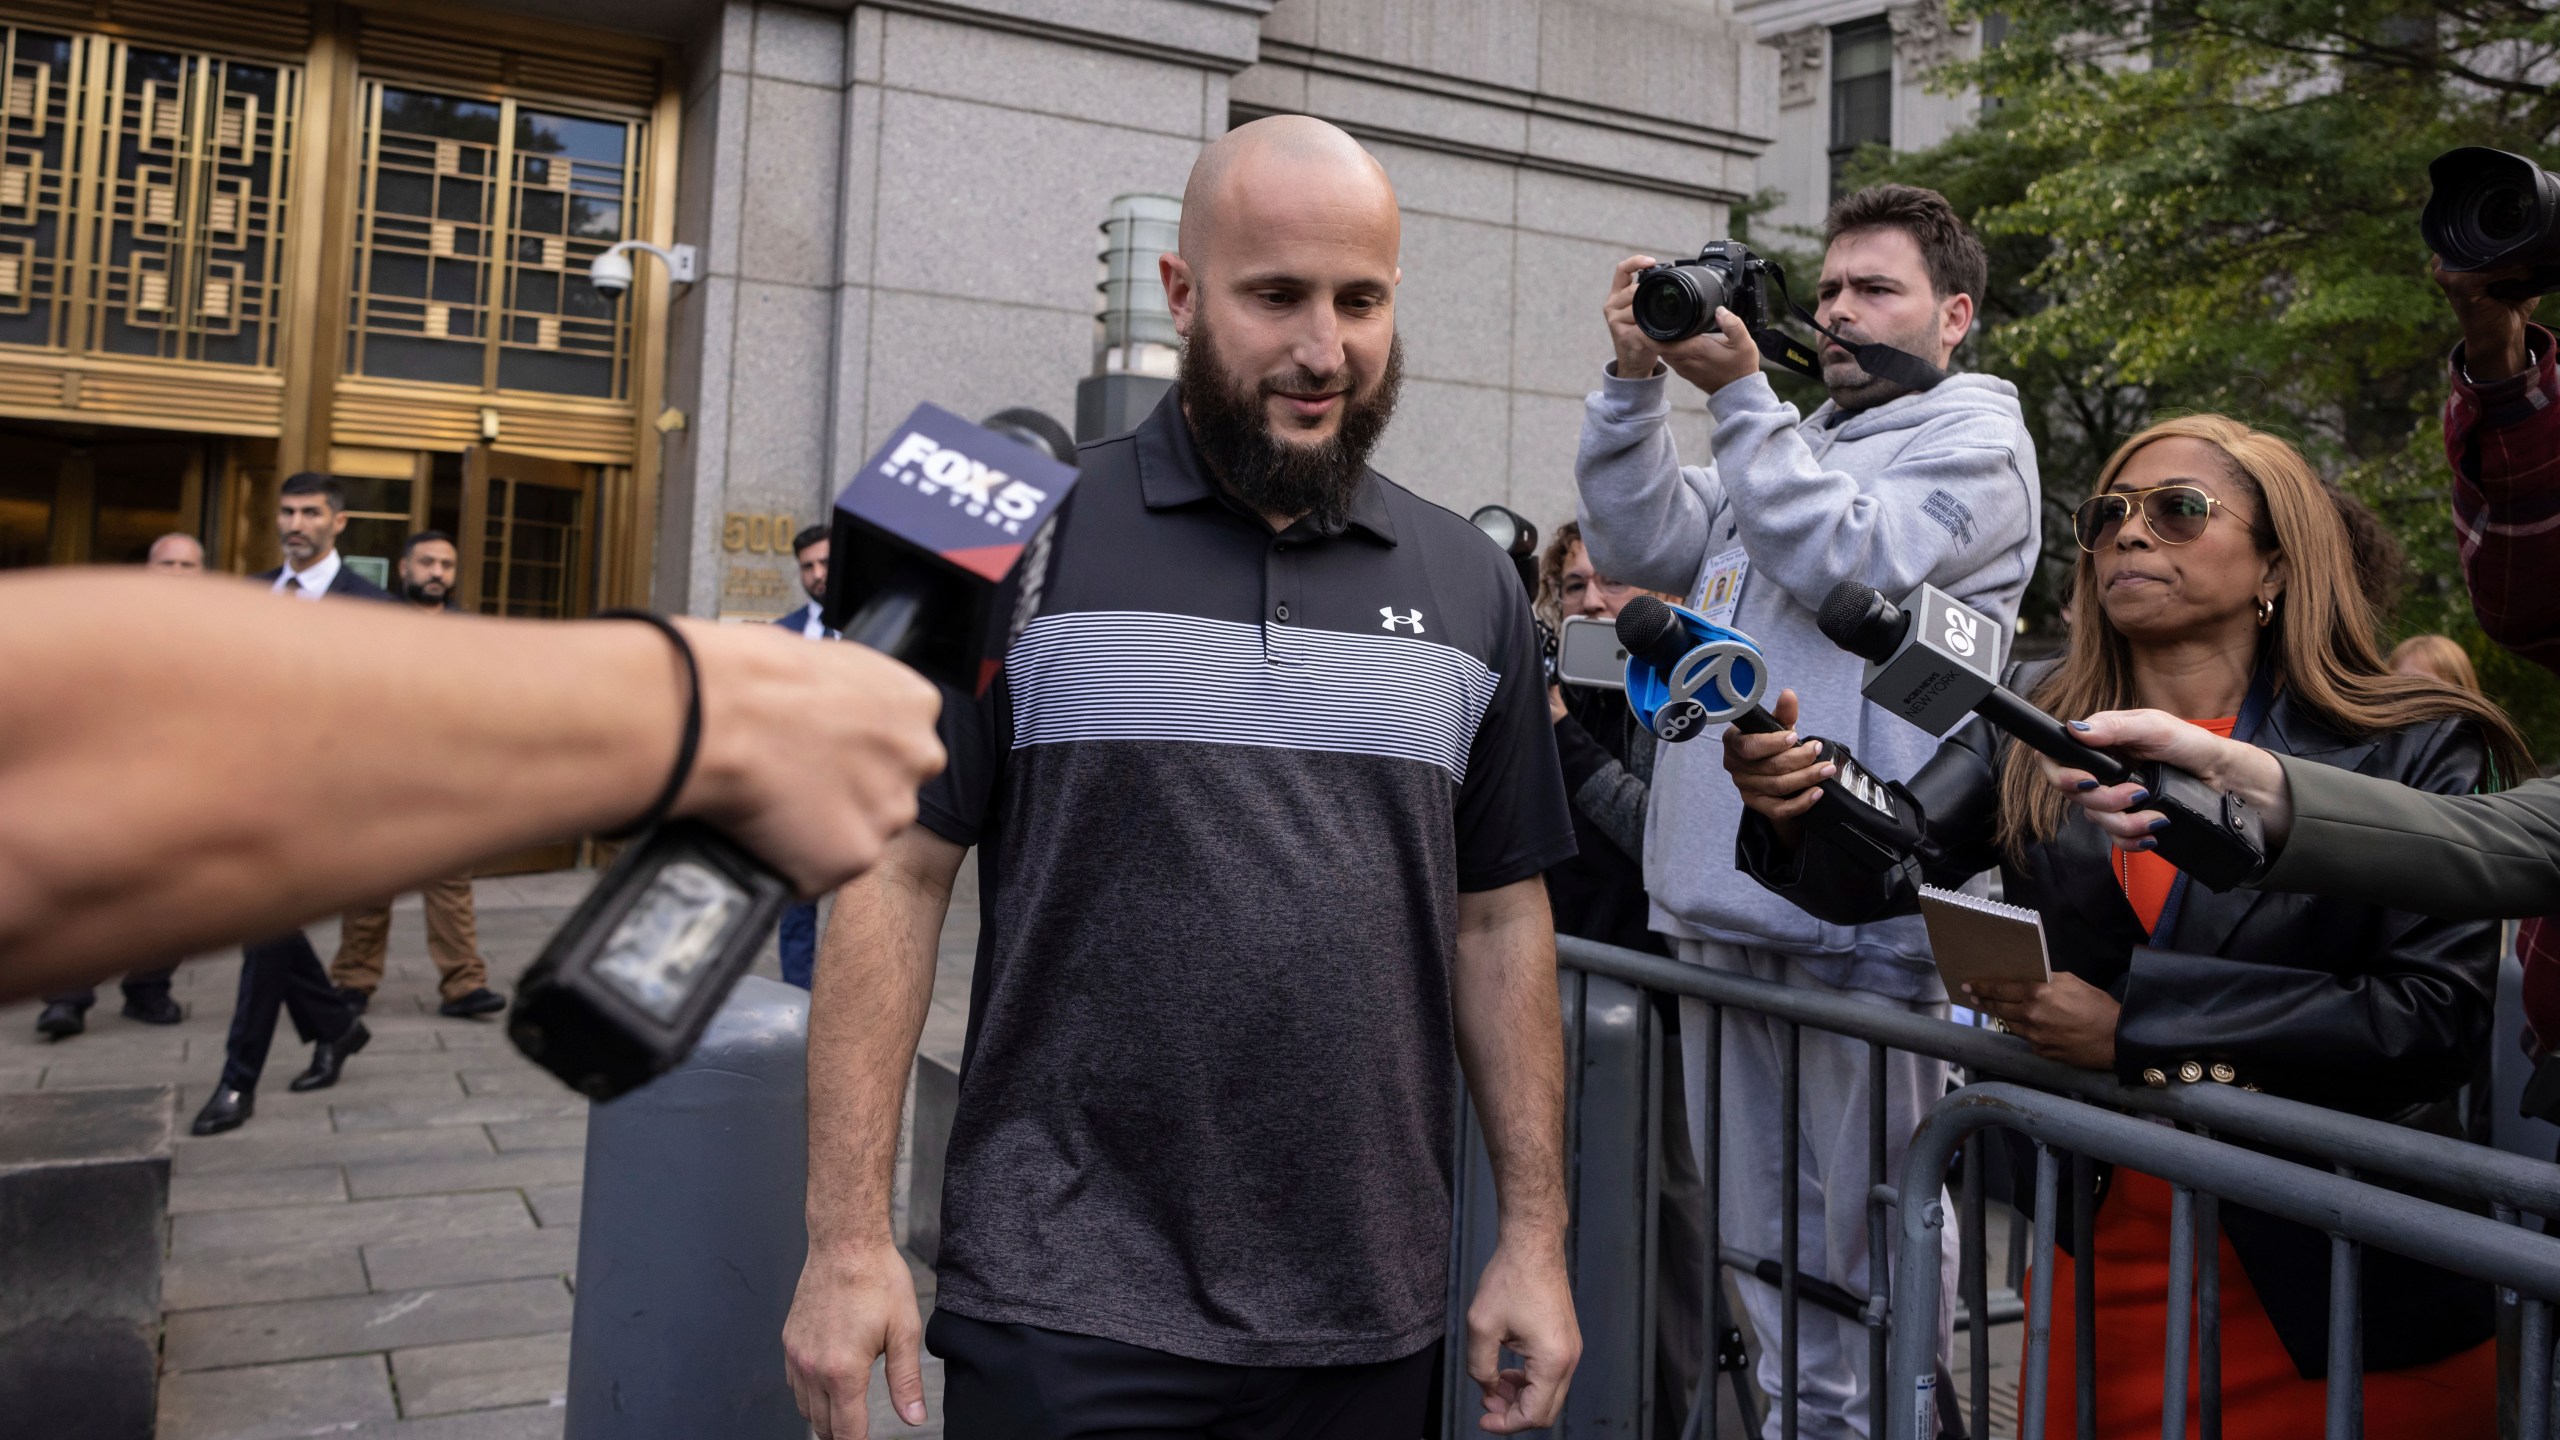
[1634,241,1780,343]
[1468,504,1556,684]
[2424,147,2560,299]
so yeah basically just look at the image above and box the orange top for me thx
[2118,715,2239,933]
[2046,715,2498,1439]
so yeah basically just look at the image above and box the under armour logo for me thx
[1380,607,1426,634]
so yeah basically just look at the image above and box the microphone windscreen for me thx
[1616,595,1689,671]
[1818,582,1899,660]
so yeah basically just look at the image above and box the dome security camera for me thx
[588,248,634,300]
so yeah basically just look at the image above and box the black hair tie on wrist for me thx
[596,608,702,841]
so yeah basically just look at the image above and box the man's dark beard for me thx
[403,579,449,607]
[1178,319,1402,534]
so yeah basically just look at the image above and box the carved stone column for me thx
[1888,0,1976,79]
[1773,25,1826,108]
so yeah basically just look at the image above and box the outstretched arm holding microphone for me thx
[2041,711,2560,919]
[0,568,946,1004]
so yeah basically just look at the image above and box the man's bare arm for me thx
[1451,876,1581,1433]
[783,825,965,1440]
[0,570,943,1001]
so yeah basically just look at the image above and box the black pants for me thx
[927,1311,1438,1440]
[220,931,358,1092]
[45,964,177,1010]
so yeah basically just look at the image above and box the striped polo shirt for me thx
[915,392,1575,1368]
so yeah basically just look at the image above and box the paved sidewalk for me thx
[2,869,980,1440]
[4,865,2024,1439]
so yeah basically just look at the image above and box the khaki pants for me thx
[330,872,488,1002]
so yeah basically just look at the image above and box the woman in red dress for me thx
[1730,414,2529,1437]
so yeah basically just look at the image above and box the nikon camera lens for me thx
[1633,261,1736,343]
[2423,146,2560,298]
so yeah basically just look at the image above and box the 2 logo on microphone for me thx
[1941,604,1979,659]
[880,431,1050,536]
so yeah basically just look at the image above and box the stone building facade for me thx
[1735,0,1981,243]
[0,0,1772,628]
[654,0,1772,618]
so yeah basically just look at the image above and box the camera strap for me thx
[1757,265,1951,394]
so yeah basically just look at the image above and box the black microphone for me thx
[1816,583,2131,782]
[1617,595,1923,858]
[1818,582,2266,890]
[508,405,1081,1100]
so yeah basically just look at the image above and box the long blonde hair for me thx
[2389,634,2481,694]
[1997,415,2533,864]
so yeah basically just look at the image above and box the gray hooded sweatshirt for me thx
[1575,365,2042,999]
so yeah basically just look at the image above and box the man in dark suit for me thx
[770,523,834,989]
[193,473,388,1136]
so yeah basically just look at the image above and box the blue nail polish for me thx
[2069,720,2092,732]
[2148,816,2172,834]
[2076,779,2098,792]
[2133,838,2158,852]
[2125,789,2150,807]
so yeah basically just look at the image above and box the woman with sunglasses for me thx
[1724,414,2531,1437]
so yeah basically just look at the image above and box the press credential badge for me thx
[1696,546,1750,629]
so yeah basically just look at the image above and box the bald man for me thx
[148,532,205,570]
[785,116,1583,1438]
[32,532,204,1037]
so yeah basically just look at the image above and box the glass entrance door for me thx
[0,421,211,568]
[460,444,591,618]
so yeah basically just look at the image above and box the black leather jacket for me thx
[1738,691,2497,1378]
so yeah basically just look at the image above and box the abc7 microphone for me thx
[507,404,1079,1101]
[1616,595,1925,861]
[1817,581,2266,890]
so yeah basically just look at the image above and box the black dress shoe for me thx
[438,987,507,1019]
[289,1020,371,1092]
[121,994,183,1025]
[334,985,370,1015]
[191,1086,253,1135]
[35,1001,84,1039]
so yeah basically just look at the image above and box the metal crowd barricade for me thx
[1494,934,2560,1440]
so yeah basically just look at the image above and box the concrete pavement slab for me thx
[431,1027,523,1052]
[155,1354,398,1440]
[336,1402,565,1438]
[163,1276,572,1370]
[169,1163,347,1214]
[455,1068,561,1097]
[362,1227,578,1292]
[164,1246,370,1312]
[34,1055,206,1088]
[333,1096,587,1132]
[173,1104,341,1141]
[522,1185,580,1228]
[173,1124,495,1177]
[484,1118,584,1153]
[391,1331,572,1417]
[174,1192,536,1259]
[2,1032,188,1063]
[345,1150,585,1201]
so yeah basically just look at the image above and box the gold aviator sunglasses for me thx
[2072,485,2255,553]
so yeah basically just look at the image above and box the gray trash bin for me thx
[566,976,811,1439]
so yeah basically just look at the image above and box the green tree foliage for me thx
[1842,0,2560,752]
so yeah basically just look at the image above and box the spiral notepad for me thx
[1916,884,2052,990]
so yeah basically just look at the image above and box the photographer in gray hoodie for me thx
[1575,184,2040,1438]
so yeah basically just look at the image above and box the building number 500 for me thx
[721,512,803,555]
